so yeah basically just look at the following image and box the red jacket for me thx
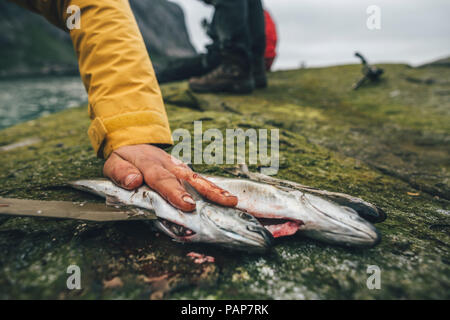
[264,10,277,70]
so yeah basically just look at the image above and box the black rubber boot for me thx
[189,54,254,94]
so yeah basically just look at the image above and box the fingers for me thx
[142,165,196,212]
[111,144,238,211]
[171,166,238,208]
[113,146,196,211]
[103,152,143,190]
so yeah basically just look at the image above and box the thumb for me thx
[103,152,143,190]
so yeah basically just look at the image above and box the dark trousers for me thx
[208,0,265,65]
[156,0,265,83]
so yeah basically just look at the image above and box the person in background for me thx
[156,5,277,87]
[9,0,238,212]
[188,0,266,94]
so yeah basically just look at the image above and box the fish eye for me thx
[239,211,255,222]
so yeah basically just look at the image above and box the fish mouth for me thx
[157,218,196,240]
[219,226,274,252]
[256,218,304,238]
[306,199,381,247]
[310,226,382,248]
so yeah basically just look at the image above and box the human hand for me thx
[103,144,237,211]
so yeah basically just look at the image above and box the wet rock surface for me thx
[0,64,449,299]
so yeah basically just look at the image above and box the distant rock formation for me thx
[418,56,450,68]
[130,0,196,59]
[0,0,196,77]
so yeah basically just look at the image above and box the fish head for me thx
[152,196,273,253]
[298,192,381,247]
[197,202,274,252]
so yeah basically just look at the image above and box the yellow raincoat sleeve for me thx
[9,0,173,158]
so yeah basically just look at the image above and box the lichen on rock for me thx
[0,64,449,299]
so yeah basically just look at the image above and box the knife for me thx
[0,197,156,222]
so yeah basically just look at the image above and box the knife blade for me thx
[0,197,156,222]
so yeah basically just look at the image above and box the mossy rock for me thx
[0,64,449,299]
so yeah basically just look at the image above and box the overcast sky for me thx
[170,0,450,69]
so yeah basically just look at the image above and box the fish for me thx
[227,164,386,223]
[205,165,383,247]
[70,179,273,252]
[71,165,383,249]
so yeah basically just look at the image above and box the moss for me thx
[0,64,449,299]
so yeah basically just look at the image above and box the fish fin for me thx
[225,164,251,178]
[105,195,125,207]
[126,206,155,218]
[104,196,153,217]
[69,180,95,194]
[69,179,113,198]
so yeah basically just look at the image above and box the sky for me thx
[170,0,450,70]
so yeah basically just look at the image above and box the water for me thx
[0,76,87,130]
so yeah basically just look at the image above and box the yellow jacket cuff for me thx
[88,111,173,159]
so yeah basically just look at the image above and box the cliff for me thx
[0,0,196,77]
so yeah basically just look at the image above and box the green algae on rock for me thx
[0,64,449,299]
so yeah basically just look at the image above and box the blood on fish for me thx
[262,221,302,238]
